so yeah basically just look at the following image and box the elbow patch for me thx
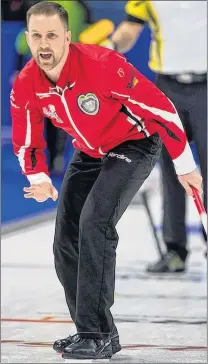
[31,148,37,170]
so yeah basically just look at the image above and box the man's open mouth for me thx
[39,53,52,60]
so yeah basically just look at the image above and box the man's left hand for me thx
[178,169,203,196]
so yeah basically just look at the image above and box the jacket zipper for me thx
[61,89,95,150]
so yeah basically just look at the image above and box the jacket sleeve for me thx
[103,52,196,175]
[11,76,51,185]
[125,0,148,23]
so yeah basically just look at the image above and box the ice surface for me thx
[1,195,207,363]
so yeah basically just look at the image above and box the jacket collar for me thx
[36,44,79,93]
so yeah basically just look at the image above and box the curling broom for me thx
[79,19,115,45]
[191,186,207,236]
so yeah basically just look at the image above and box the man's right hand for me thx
[23,182,58,202]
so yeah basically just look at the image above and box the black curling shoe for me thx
[62,337,113,360]
[53,333,80,353]
[53,332,121,355]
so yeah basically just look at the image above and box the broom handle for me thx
[191,187,207,235]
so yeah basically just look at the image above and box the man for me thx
[13,0,92,176]
[11,2,202,360]
[104,0,207,273]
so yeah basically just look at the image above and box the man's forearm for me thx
[111,21,143,53]
[111,31,137,53]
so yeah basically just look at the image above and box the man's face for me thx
[26,14,71,71]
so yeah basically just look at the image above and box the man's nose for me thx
[40,37,50,48]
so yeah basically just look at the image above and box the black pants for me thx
[45,118,67,170]
[53,134,161,338]
[156,75,207,259]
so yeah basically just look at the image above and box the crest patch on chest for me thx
[77,93,99,115]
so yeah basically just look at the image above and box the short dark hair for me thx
[26,1,69,30]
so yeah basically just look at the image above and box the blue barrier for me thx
[2,22,26,126]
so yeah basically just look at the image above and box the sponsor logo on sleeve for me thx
[133,77,139,87]
[10,89,20,108]
[117,68,125,77]
[127,70,139,89]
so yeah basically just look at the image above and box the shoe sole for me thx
[55,344,121,355]
[62,351,112,360]
[147,269,185,273]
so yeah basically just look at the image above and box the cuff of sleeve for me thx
[173,142,197,175]
[27,172,52,185]
[126,14,146,24]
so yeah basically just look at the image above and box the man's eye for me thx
[47,33,56,39]
[32,33,41,39]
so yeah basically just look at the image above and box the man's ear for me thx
[25,31,30,46]
[66,31,71,43]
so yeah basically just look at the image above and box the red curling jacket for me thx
[11,43,196,185]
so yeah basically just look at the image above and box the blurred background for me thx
[1,3,206,362]
[2,0,155,227]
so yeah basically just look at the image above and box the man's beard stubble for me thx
[36,53,58,70]
[36,45,66,71]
